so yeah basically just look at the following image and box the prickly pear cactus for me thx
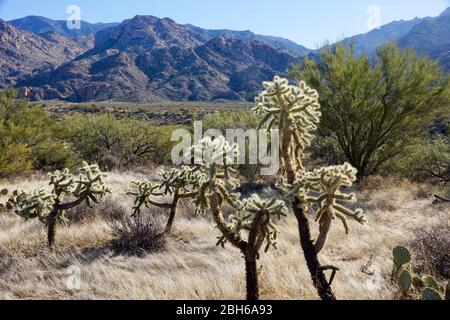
[392,246,445,300]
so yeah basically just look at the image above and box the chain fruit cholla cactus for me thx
[187,136,287,300]
[281,163,366,253]
[4,162,111,249]
[254,76,366,300]
[392,246,446,300]
[127,166,204,235]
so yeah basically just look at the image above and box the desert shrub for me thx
[62,114,176,170]
[65,197,127,224]
[290,43,450,180]
[389,135,450,184]
[309,135,345,166]
[32,141,79,172]
[0,89,75,177]
[107,214,166,256]
[202,110,259,131]
[410,221,450,279]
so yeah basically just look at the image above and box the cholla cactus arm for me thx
[245,195,287,253]
[298,163,366,253]
[127,180,170,217]
[253,76,321,172]
[65,162,111,209]
[127,166,205,234]
[7,189,54,223]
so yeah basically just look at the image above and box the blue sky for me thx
[0,0,449,48]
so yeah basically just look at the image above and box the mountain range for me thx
[1,8,449,102]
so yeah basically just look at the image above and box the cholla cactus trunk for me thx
[208,190,258,299]
[279,94,336,300]
[47,209,58,249]
[245,252,259,301]
[165,188,180,234]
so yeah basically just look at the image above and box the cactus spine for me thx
[4,162,110,249]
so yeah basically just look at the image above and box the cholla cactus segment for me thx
[282,163,365,253]
[8,189,54,222]
[127,180,162,217]
[189,136,242,215]
[49,169,74,197]
[191,136,240,170]
[253,76,321,157]
[217,195,287,253]
[71,162,111,205]
[159,166,206,195]
[0,189,9,212]
[312,164,365,223]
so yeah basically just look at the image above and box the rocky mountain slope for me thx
[10,16,118,38]
[16,15,297,102]
[341,18,425,56]
[0,19,93,88]
[398,8,450,72]
[3,8,449,102]
[185,24,310,57]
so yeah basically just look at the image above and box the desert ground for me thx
[0,172,448,300]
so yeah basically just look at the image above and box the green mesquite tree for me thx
[2,162,111,248]
[290,43,450,180]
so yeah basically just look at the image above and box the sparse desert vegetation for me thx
[1,73,448,301]
[0,173,448,300]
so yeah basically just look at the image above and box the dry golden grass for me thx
[0,173,448,300]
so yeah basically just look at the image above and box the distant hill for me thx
[341,18,426,56]
[0,19,92,88]
[16,15,298,102]
[185,24,311,57]
[10,16,118,38]
[2,8,449,102]
[398,8,450,72]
